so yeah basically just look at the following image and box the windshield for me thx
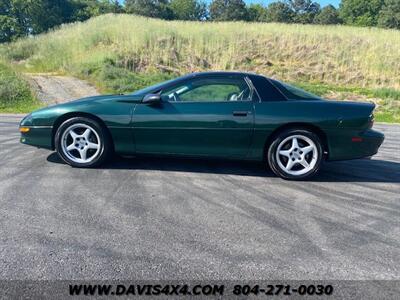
[130,78,178,96]
[270,79,321,100]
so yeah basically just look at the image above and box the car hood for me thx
[59,94,142,106]
[34,94,142,111]
[21,94,143,127]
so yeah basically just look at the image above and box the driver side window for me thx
[161,77,251,102]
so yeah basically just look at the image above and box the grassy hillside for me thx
[0,62,41,113]
[0,14,399,121]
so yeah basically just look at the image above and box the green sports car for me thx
[19,72,384,180]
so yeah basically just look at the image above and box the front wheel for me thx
[267,129,323,180]
[55,117,111,167]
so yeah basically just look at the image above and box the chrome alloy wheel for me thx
[276,135,318,176]
[61,123,101,164]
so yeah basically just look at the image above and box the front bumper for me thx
[20,126,53,150]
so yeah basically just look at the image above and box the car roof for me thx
[130,71,267,96]
[181,71,260,79]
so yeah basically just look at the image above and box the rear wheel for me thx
[267,129,323,180]
[55,117,111,167]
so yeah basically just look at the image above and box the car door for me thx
[132,75,255,158]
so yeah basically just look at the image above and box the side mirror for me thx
[142,93,161,105]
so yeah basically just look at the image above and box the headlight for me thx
[20,113,33,126]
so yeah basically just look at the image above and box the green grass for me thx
[0,14,399,122]
[2,14,399,89]
[294,82,400,101]
[80,62,175,94]
[374,111,399,123]
[0,62,42,113]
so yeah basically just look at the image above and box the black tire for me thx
[267,129,323,180]
[55,117,112,168]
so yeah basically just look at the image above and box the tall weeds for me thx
[1,14,399,90]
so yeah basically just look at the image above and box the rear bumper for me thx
[327,129,384,161]
[20,126,53,150]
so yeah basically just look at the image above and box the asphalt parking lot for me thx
[1,114,399,280]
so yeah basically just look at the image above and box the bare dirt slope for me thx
[26,74,100,104]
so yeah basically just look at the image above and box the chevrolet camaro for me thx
[19,72,384,180]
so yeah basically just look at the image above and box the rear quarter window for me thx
[249,75,286,102]
[270,79,321,100]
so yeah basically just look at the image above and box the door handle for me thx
[233,111,250,117]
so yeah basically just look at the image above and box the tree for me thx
[125,0,173,19]
[247,4,267,22]
[287,0,320,24]
[339,0,384,27]
[0,15,23,43]
[265,2,294,23]
[209,0,248,21]
[378,0,400,29]
[170,0,207,20]
[1,0,76,36]
[111,0,124,13]
[0,0,124,43]
[96,0,124,14]
[0,1,24,42]
[71,0,124,22]
[27,0,75,34]
[314,5,341,25]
